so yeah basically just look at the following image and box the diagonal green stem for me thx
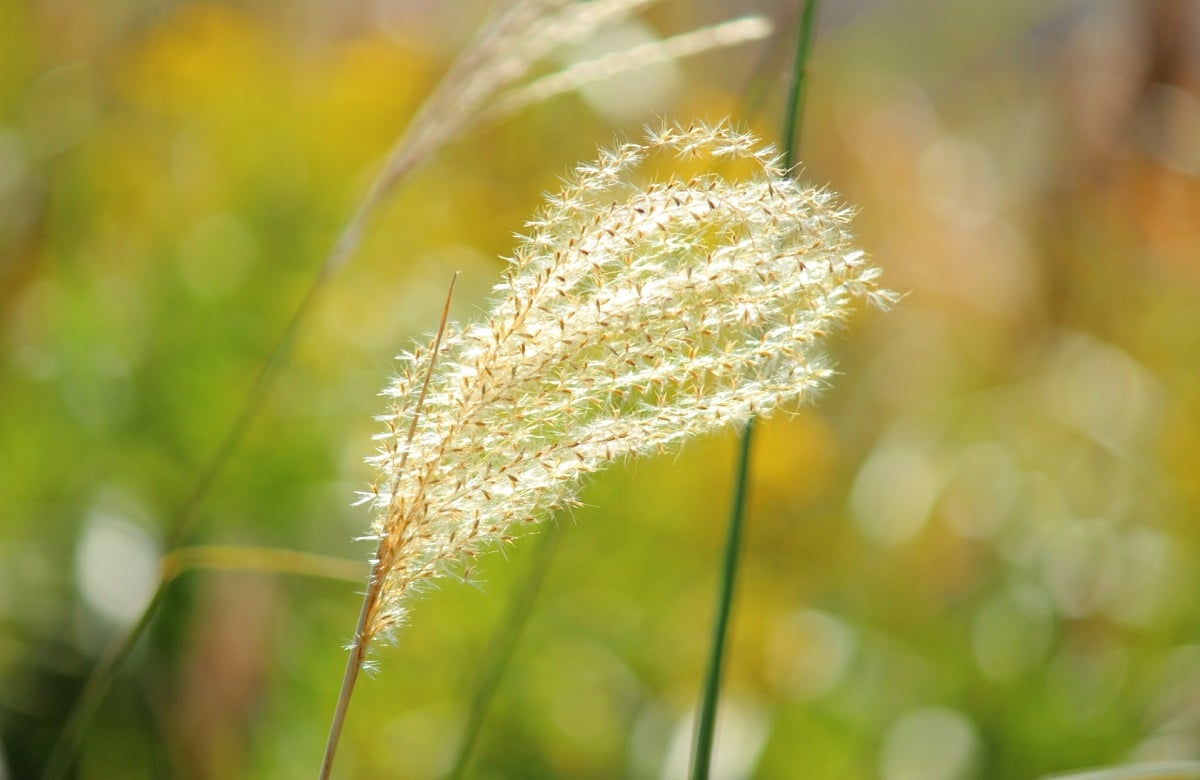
[781,0,819,173]
[689,2,819,778]
[690,418,756,780]
[41,584,168,780]
[447,521,563,780]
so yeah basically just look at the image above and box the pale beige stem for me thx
[317,559,381,780]
[318,273,459,779]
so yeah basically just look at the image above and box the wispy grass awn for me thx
[319,120,895,776]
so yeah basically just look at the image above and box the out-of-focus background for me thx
[3,0,1200,777]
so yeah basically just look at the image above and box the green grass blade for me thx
[689,418,756,780]
[782,0,819,172]
[447,521,564,779]
[688,3,820,778]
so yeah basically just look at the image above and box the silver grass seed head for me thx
[360,120,895,640]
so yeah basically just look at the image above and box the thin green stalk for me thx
[690,419,755,780]
[689,3,819,778]
[447,521,563,780]
[41,584,168,780]
[781,0,819,173]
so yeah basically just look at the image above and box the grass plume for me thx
[321,120,894,775]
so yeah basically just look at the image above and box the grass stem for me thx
[781,0,819,173]
[689,418,755,780]
[446,521,563,779]
[318,273,458,779]
[41,585,167,780]
[688,3,819,777]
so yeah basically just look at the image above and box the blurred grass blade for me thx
[41,544,361,780]
[781,0,819,172]
[689,419,755,780]
[319,273,459,780]
[491,16,771,118]
[161,545,364,583]
[41,585,168,780]
[447,521,563,780]
[1041,762,1200,780]
[689,2,820,778]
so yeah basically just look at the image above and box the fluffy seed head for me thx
[358,121,895,641]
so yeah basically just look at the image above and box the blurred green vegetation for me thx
[3,1,1200,778]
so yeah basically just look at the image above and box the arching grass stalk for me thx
[689,2,821,778]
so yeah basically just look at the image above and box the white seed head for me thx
[360,121,895,640]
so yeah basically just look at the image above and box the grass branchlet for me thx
[321,120,894,776]
[362,120,893,643]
